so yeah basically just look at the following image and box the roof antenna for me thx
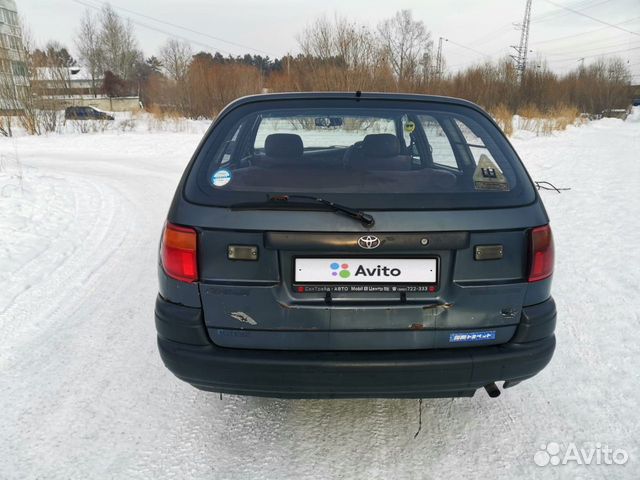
[355,90,362,98]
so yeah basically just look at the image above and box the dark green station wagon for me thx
[155,92,556,399]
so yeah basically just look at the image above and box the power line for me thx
[74,0,273,56]
[540,39,640,56]
[72,0,229,55]
[469,23,514,47]
[447,51,512,70]
[468,0,612,47]
[532,0,613,24]
[433,38,497,72]
[542,0,640,36]
[551,45,640,63]
[537,32,640,53]
[533,16,640,45]
[70,0,269,57]
[472,30,512,47]
[445,39,492,59]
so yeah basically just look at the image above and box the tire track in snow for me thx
[0,138,180,479]
[0,173,127,343]
[0,174,74,316]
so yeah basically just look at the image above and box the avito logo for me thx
[330,263,402,278]
[330,262,351,278]
[355,265,402,277]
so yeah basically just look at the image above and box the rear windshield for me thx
[185,98,535,210]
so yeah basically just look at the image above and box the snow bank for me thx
[626,106,640,123]
[4,111,211,138]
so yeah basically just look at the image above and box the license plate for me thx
[294,258,437,284]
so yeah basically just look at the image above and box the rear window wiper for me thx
[231,194,375,227]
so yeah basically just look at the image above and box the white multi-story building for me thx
[0,0,28,111]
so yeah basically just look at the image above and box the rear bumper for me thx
[155,295,556,398]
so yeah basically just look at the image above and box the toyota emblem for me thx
[358,235,381,250]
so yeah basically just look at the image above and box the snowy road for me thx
[1,117,639,479]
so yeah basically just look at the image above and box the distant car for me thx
[155,92,556,399]
[64,106,114,121]
[632,98,640,107]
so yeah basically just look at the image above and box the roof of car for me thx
[220,91,486,114]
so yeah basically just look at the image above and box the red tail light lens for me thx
[161,223,198,283]
[528,225,554,282]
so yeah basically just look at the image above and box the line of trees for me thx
[145,11,633,118]
[1,6,635,136]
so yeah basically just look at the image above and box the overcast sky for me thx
[19,0,640,81]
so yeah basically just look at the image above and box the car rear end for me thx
[155,93,556,398]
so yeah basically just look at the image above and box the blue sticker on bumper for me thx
[449,331,496,343]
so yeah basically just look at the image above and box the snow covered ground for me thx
[1,114,639,479]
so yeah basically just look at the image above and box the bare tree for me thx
[602,57,632,113]
[297,15,383,91]
[98,5,141,81]
[158,39,193,113]
[298,15,378,69]
[29,40,76,131]
[33,41,75,92]
[75,10,102,96]
[298,16,334,61]
[160,39,192,82]
[377,10,433,84]
[0,66,18,136]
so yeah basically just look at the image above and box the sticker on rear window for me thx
[404,121,415,133]
[211,169,232,187]
[449,331,496,343]
[473,155,509,191]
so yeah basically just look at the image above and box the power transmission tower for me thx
[435,37,447,78]
[511,0,533,83]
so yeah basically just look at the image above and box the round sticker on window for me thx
[211,169,232,187]
[404,121,416,133]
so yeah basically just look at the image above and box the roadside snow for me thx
[626,105,640,123]
[1,117,639,479]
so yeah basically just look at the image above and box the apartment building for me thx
[0,0,28,111]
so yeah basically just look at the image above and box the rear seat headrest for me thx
[362,134,400,158]
[264,133,303,161]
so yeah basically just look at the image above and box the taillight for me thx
[528,225,554,282]
[161,223,198,283]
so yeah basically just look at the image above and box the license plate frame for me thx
[292,256,439,293]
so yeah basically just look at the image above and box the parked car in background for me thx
[64,106,115,121]
[155,92,556,399]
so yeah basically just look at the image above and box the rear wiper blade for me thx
[272,194,375,227]
[231,194,375,227]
